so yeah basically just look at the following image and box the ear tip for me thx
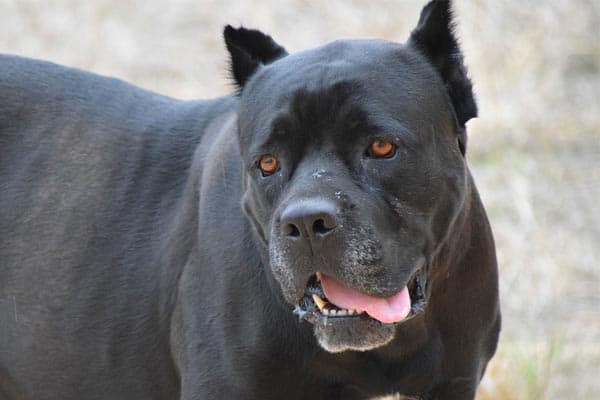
[422,0,453,22]
[223,25,242,43]
[223,25,234,44]
[430,0,452,9]
[223,25,255,44]
[411,0,456,45]
[223,25,287,91]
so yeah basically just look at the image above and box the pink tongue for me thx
[320,274,411,324]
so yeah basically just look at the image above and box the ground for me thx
[2,0,598,398]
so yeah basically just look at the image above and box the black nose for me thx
[280,199,337,243]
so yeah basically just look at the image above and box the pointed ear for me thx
[409,0,477,147]
[223,25,288,91]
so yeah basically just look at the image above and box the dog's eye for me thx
[369,139,396,158]
[258,154,279,176]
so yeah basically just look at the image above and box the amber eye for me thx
[369,139,396,158]
[258,154,279,176]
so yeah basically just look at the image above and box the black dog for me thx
[0,0,500,398]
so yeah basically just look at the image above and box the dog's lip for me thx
[293,266,427,325]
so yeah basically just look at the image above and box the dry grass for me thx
[2,0,599,398]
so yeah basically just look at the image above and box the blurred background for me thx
[2,0,598,398]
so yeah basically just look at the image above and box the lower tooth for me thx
[318,306,364,317]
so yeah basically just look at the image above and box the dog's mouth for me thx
[293,268,427,326]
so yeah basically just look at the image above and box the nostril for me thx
[313,218,334,236]
[285,223,301,238]
[280,199,337,242]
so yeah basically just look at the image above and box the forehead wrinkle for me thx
[283,80,368,144]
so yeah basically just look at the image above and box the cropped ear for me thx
[223,25,288,91]
[409,0,476,153]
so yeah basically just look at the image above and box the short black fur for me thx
[223,25,288,90]
[1,1,499,399]
[408,0,477,154]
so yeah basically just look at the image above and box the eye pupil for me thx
[259,154,279,175]
[370,139,395,158]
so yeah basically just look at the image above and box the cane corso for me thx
[0,0,500,398]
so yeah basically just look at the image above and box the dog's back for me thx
[0,55,228,399]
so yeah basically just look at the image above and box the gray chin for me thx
[312,316,396,353]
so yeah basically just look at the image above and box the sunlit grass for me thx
[478,337,562,400]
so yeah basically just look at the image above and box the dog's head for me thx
[225,0,476,353]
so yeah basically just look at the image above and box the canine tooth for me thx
[315,272,322,282]
[312,294,327,311]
